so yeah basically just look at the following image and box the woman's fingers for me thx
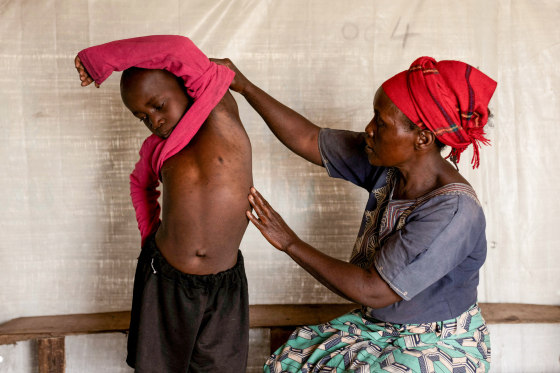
[248,187,265,213]
[210,57,248,94]
[248,194,264,220]
[250,187,272,213]
[251,187,267,206]
[246,210,262,229]
[248,186,278,227]
[246,187,299,252]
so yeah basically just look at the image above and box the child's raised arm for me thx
[74,56,99,88]
[74,35,235,245]
[75,35,224,96]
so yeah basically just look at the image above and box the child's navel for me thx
[195,249,207,257]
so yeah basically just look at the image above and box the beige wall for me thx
[1,0,559,371]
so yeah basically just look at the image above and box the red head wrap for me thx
[381,57,497,168]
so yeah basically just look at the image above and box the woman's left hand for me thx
[246,187,300,252]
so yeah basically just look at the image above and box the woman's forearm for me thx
[246,187,401,309]
[242,82,323,166]
[285,239,401,309]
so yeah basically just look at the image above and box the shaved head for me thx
[120,68,191,139]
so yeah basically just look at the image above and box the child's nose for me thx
[149,114,164,129]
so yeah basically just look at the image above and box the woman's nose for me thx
[365,119,374,137]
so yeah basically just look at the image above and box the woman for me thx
[213,56,496,372]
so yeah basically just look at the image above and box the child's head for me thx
[120,68,192,139]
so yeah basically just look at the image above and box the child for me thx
[75,35,253,372]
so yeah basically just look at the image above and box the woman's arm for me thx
[247,187,402,308]
[211,59,322,166]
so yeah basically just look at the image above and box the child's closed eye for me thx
[154,101,165,111]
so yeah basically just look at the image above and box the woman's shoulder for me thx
[421,163,481,209]
[409,183,485,225]
[429,183,479,204]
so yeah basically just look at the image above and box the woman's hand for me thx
[246,187,300,252]
[210,58,251,95]
[74,56,99,88]
[247,187,401,307]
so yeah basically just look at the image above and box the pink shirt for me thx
[78,35,234,245]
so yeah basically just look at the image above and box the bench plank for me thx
[1,303,558,345]
[0,311,130,345]
[479,303,560,324]
[249,304,357,327]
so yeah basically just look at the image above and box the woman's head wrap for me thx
[382,57,497,168]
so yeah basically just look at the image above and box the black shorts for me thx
[126,235,249,372]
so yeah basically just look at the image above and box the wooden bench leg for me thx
[37,337,65,373]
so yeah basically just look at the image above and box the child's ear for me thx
[415,129,436,150]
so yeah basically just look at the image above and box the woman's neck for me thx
[394,155,465,200]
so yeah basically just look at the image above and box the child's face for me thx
[120,69,191,139]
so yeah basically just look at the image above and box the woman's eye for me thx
[155,102,164,111]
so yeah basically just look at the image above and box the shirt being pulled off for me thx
[78,35,234,245]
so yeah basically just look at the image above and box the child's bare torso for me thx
[155,92,253,274]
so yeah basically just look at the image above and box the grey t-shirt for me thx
[318,128,487,324]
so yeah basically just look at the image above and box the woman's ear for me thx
[415,129,436,150]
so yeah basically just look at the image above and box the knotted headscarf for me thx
[382,57,497,168]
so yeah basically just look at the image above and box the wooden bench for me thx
[1,303,559,373]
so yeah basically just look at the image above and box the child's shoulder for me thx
[211,91,238,115]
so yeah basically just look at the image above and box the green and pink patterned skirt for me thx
[264,304,490,372]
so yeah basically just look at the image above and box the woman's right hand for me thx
[246,187,300,253]
[210,58,251,95]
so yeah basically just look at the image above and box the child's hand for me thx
[210,58,250,95]
[246,187,300,252]
[74,56,99,88]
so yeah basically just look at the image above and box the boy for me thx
[75,35,252,372]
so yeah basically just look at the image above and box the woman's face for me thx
[364,87,418,167]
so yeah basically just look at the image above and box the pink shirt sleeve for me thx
[129,136,161,243]
[78,35,234,245]
[79,35,213,91]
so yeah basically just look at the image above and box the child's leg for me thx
[127,235,208,372]
[190,251,250,373]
